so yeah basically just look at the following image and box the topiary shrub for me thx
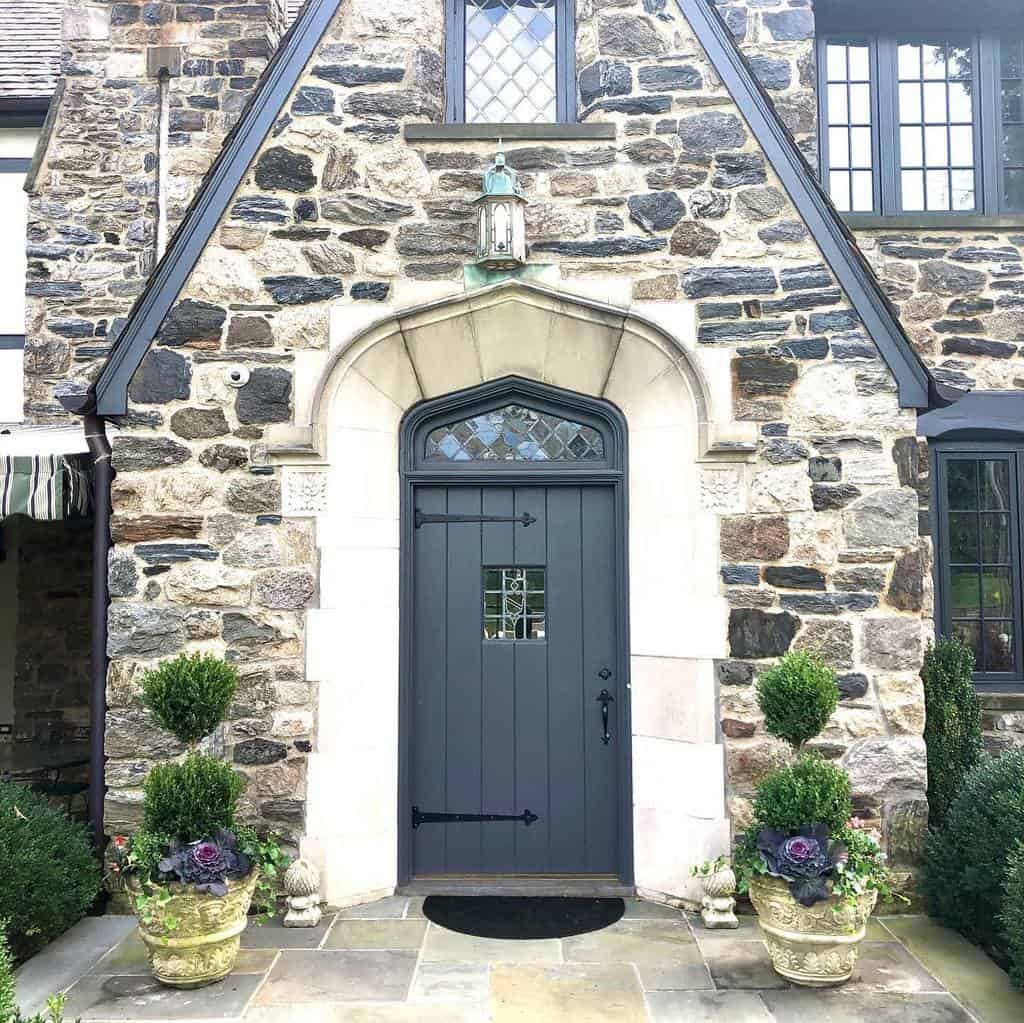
[921,636,982,830]
[141,653,238,747]
[0,782,99,962]
[751,751,853,835]
[923,750,1024,955]
[1002,841,1024,989]
[141,752,244,842]
[756,651,838,750]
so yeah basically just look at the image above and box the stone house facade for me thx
[14,0,1024,905]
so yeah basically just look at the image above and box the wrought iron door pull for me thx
[412,806,539,829]
[414,510,537,529]
[596,688,615,745]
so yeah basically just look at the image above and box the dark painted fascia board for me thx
[918,390,1024,439]
[676,0,935,410]
[92,0,343,417]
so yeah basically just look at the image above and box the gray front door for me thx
[411,483,621,877]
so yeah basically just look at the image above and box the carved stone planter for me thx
[748,876,877,987]
[129,872,259,989]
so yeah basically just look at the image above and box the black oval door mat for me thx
[423,896,625,940]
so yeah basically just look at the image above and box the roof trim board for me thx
[83,0,940,416]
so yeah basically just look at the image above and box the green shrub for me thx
[141,752,244,841]
[0,923,15,1023]
[1002,842,1024,989]
[751,752,853,834]
[756,651,838,750]
[924,750,1024,954]
[921,637,982,829]
[0,783,99,962]
[141,653,238,746]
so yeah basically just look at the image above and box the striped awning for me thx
[0,453,92,521]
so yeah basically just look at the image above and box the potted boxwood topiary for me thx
[734,652,904,987]
[108,653,286,989]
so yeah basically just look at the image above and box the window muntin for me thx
[1001,38,1024,212]
[824,42,876,213]
[484,567,546,639]
[896,40,977,212]
[425,404,605,462]
[936,448,1024,687]
[465,0,557,123]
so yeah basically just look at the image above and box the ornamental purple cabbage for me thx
[756,824,848,906]
[157,829,252,896]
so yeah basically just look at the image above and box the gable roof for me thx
[0,1,64,110]
[75,0,945,417]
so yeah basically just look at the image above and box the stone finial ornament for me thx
[699,862,739,930]
[283,858,322,928]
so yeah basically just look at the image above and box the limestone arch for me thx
[295,280,743,906]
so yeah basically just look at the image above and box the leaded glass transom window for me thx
[484,567,546,639]
[465,0,557,123]
[425,404,605,462]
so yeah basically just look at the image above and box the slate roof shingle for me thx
[0,1,64,106]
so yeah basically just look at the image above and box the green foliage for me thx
[756,652,838,750]
[141,653,238,746]
[923,750,1024,955]
[0,783,99,963]
[921,637,982,829]
[0,924,16,1023]
[1003,842,1024,989]
[235,827,291,919]
[831,824,907,907]
[752,752,853,835]
[141,753,243,842]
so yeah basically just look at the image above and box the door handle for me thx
[596,689,615,745]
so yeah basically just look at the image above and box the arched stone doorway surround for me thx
[267,280,756,906]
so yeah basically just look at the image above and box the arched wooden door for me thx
[398,379,632,887]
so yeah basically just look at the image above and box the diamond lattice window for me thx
[465,0,558,123]
[425,404,605,462]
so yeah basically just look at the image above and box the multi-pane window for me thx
[936,448,1024,687]
[1002,39,1024,211]
[896,40,976,212]
[446,0,574,123]
[484,568,546,640]
[819,32,1024,217]
[824,42,875,213]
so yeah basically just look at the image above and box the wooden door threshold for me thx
[399,875,635,898]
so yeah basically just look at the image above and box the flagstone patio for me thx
[15,898,1022,1022]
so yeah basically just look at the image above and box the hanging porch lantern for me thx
[475,145,528,270]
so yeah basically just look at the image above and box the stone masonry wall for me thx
[24,0,288,423]
[69,0,933,870]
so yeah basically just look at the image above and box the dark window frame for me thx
[818,31,1024,219]
[933,442,1024,691]
[444,0,578,125]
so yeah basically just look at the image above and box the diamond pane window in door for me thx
[465,0,557,123]
[425,404,605,462]
[484,567,546,639]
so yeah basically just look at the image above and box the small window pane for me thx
[1003,39,1024,78]
[947,45,973,80]
[483,567,546,640]
[948,82,973,123]
[826,44,847,81]
[830,171,851,211]
[923,82,947,122]
[852,171,874,210]
[849,46,870,81]
[948,513,980,563]
[902,170,925,210]
[1005,169,1024,210]
[851,126,872,166]
[1004,126,1024,166]
[981,568,1013,617]
[950,126,974,166]
[926,169,951,210]
[981,515,1012,563]
[900,126,924,167]
[981,460,1011,509]
[1004,82,1024,123]
[952,170,976,211]
[898,44,921,79]
[925,126,948,167]
[951,568,981,617]
[923,44,947,80]
[983,621,1015,672]
[829,127,850,167]
[899,82,922,122]
[948,460,979,510]
[849,83,871,123]
[828,83,849,124]
[425,404,605,462]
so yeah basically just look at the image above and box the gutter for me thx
[63,395,111,852]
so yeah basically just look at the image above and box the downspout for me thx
[83,413,111,851]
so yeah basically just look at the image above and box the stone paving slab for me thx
[16,902,1021,1023]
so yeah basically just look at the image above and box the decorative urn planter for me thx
[129,872,259,988]
[748,876,878,987]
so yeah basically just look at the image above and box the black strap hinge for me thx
[412,806,539,829]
